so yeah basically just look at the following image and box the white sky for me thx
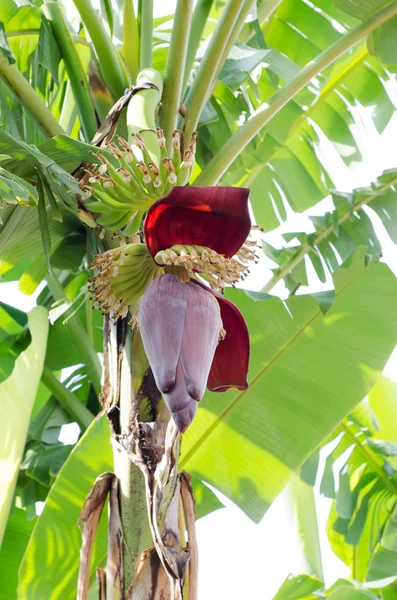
[2,1,397,597]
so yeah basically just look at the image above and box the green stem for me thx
[261,175,397,293]
[59,81,78,136]
[85,296,94,346]
[239,0,282,44]
[71,0,128,98]
[139,0,153,70]
[43,1,97,142]
[0,55,64,138]
[205,0,259,105]
[214,0,257,78]
[7,30,91,48]
[352,547,357,581]
[41,366,93,429]
[46,272,102,395]
[182,0,245,145]
[195,0,397,185]
[86,227,96,348]
[182,0,214,92]
[114,329,152,588]
[7,29,40,37]
[341,421,397,497]
[122,0,139,82]
[162,0,194,152]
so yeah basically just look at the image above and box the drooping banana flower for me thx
[138,186,252,432]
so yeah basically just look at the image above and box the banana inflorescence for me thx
[89,243,163,320]
[154,242,258,292]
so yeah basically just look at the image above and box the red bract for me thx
[144,186,251,259]
[138,274,222,433]
[191,280,249,393]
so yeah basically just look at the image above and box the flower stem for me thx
[195,0,397,185]
[182,0,215,92]
[139,0,153,70]
[260,175,397,294]
[71,0,128,98]
[0,55,64,138]
[46,272,102,395]
[41,366,93,430]
[43,0,97,142]
[182,0,245,145]
[162,0,194,153]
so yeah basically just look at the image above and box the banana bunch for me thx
[80,68,197,235]
[81,128,197,235]
[89,243,163,320]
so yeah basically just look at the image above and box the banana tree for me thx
[1,0,397,597]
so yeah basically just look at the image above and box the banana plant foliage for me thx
[1,0,397,597]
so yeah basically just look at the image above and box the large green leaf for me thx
[328,588,377,599]
[180,247,397,521]
[18,416,112,600]
[334,0,394,19]
[367,506,397,581]
[261,167,397,292]
[309,373,397,582]
[218,1,395,231]
[369,376,397,443]
[17,416,225,599]
[0,306,48,543]
[0,205,75,276]
[0,509,35,599]
[286,476,324,579]
[272,573,324,599]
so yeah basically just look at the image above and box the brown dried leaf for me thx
[97,568,106,600]
[106,476,123,596]
[126,547,181,600]
[180,472,198,600]
[73,82,159,185]
[77,472,114,600]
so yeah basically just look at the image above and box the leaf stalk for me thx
[71,0,128,98]
[182,0,215,92]
[41,366,93,430]
[46,272,102,394]
[162,0,194,152]
[182,0,246,145]
[43,0,97,142]
[139,0,154,70]
[0,55,64,138]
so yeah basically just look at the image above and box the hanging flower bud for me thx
[138,274,223,432]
